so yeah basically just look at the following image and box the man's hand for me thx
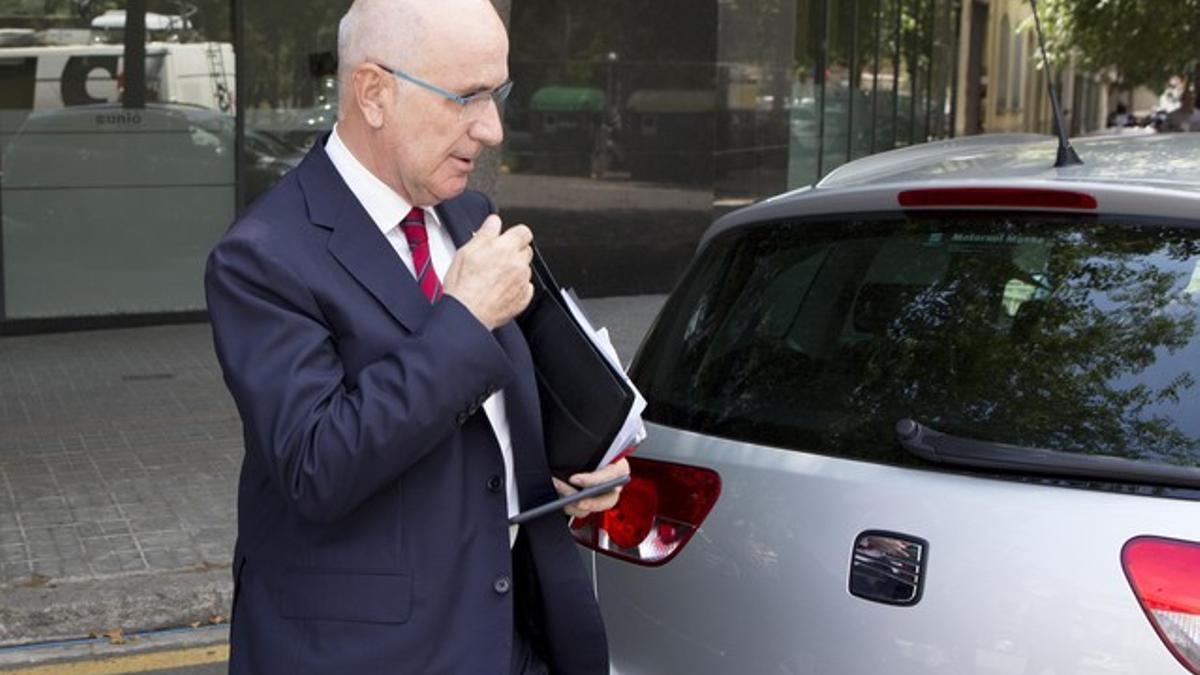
[442,215,534,330]
[551,457,631,519]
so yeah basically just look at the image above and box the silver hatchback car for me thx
[572,133,1200,674]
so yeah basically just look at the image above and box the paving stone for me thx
[0,561,31,580]
[96,520,133,536]
[0,544,27,564]
[0,325,242,588]
[0,298,666,643]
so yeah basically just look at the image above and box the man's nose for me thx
[468,100,504,147]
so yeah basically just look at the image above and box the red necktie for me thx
[399,207,442,303]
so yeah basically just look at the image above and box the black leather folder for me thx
[516,245,635,478]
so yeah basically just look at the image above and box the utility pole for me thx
[123,0,147,109]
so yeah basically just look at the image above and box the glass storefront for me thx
[0,0,959,327]
[505,0,717,295]
[0,1,233,321]
[240,0,347,204]
[720,0,960,202]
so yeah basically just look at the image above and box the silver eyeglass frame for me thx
[375,63,513,114]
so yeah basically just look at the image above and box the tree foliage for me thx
[648,217,1200,471]
[846,224,1200,463]
[1036,0,1200,90]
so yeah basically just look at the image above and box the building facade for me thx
[0,0,961,331]
[953,0,1110,137]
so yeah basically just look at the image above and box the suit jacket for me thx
[204,138,609,674]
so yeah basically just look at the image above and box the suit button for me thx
[455,411,469,424]
[487,475,503,492]
[493,576,511,595]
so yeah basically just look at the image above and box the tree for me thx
[1036,0,1200,92]
[843,223,1200,463]
[659,217,1200,469]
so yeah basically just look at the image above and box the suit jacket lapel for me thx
[302,141,552,501]
[434,198,476,249]
[298,137,430,332]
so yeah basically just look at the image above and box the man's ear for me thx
[352,64,389,128]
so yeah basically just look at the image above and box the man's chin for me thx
[433,177,471,203]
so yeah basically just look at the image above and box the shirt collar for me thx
[324,124,442,236]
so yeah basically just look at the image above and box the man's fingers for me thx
[565,490,621,517]
[503,223,533,246]
[551,477,575,499]
[554,474,624,518]
[568,457,630,489]
[493,225,533,258]
[559,458,630,517]
[522,279,535,307]
[474,214,502,240]
[580,490,622,513]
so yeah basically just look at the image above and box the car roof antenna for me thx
[1029,0,1083,167]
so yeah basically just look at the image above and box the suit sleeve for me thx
[205,229,514,524]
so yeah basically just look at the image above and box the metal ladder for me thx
[204,41,231,112]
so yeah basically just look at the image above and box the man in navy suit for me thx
[205,1,628,672]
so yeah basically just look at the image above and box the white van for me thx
[0,40,234,113]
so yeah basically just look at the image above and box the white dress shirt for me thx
[325,126,520,544]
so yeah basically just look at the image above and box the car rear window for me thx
[631,213,1200,474]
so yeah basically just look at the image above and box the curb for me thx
[0,624,229,671]
[0,566,232,663]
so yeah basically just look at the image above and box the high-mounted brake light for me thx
[1122,536,1200,674]
[898,187,1097,210]
[571,457,720,567]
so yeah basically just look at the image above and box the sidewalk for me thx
[0,295,666,651]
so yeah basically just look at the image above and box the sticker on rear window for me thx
[1186,262,1200,296]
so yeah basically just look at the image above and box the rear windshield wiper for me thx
[895,418,1200,490]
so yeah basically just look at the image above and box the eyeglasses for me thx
[375,63,513,119]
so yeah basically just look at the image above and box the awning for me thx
[530,86,605,113]
[626,89,715,114]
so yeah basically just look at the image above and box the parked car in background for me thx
[2,102,300,206]
[0,103,299,318]
[573,132,1200,674]
[243,127,306,200]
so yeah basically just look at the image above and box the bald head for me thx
[337,0,506,115]
[333,0,509,206]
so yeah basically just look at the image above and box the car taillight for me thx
[571,457,720,567]
[898,187,1098,210]
[1121,536,1200,674]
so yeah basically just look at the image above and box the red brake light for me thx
[571,457,720,567]
[1122,536,1200,674]
[600,475,658,549]
[898,187,1097,210]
